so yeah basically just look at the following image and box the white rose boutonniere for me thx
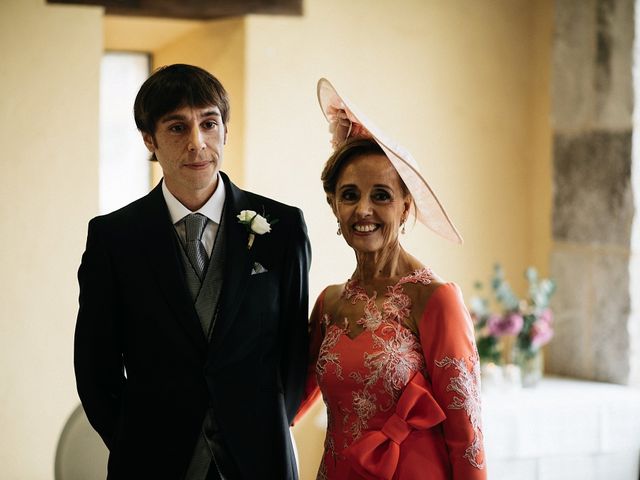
[237,209,277,249]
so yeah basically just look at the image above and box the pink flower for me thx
[487,313,524,336]
[538,308,554,325]
[530,319,554,348]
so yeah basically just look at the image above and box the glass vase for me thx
[513,348,543,388]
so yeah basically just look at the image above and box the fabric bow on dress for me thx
[344,372,447,480]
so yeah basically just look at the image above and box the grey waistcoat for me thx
[179,211,228,480]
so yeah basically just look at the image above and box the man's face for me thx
[143,104,227,202]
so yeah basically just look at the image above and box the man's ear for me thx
[142,132,156,153]
[223,125,229,145]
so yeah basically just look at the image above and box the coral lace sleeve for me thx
[293,289,325,423]
[418,283,486,479]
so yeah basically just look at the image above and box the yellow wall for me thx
[0,0,103,477]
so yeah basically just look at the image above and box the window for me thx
[99,52,151,214]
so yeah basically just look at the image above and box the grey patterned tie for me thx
[184,213,209,281]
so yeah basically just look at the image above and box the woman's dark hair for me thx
[321,137,409,196]
[134,64,230,161]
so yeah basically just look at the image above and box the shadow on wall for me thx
[55,404,108,480]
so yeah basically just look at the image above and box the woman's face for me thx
[332,153,411,254]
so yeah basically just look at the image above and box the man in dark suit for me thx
[74,64,311,479]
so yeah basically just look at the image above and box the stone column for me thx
[548,0,638,385]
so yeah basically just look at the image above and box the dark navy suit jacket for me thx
[74,172,311,479]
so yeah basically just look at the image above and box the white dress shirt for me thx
[161,175,226,257]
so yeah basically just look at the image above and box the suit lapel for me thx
[210,173,255,351]
[139,183,208,355]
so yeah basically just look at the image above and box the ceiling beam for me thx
[46,0,302,20]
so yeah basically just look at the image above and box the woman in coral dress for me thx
[297,79,486,480]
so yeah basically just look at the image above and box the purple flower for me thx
[487,313,524,337]
[530,319,554,348]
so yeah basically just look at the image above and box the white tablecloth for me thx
[482,376,640,480]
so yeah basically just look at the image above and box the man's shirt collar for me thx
[161,174,226,225]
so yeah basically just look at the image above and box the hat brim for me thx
[317,78,463,244]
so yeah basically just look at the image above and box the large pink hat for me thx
[317,78,463,244]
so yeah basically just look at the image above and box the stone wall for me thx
[547,0,637,384]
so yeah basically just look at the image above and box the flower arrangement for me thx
[470,264,556,366]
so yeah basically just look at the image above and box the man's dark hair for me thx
[134,64,230,160]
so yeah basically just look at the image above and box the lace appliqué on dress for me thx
[348,389,378,441]
[354,323,425,401]
[435,353,485,469]
[344,281,383,332]
[340,268,432,442]
[375,323,425,394]
[383,268,432,322]
[317,315,344,381]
